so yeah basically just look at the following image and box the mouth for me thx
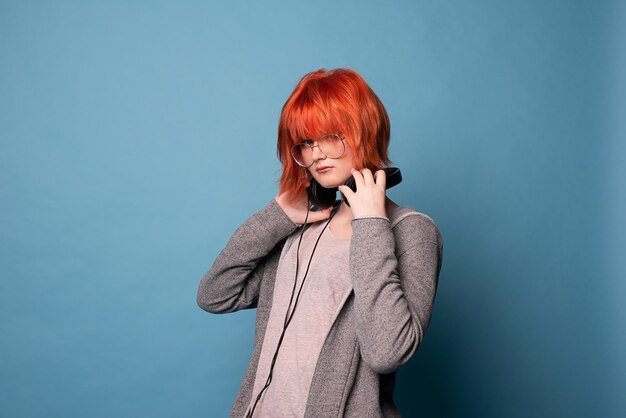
[316,166,332,173]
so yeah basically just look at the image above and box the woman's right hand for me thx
[275,190,333,225]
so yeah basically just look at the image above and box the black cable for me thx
[245,205,338,418]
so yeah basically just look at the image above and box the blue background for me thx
[1,1,624,417]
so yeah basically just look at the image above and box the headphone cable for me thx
[245,204,338,418]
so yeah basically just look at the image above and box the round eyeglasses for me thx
[290,133,346,168]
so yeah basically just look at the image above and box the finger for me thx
[338,185,355,205]
[308,207,332,222]
[350,168,364,191]
[361,168,375,185]
[374,169,387,190]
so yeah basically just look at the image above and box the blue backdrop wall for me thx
[1,1,624,417]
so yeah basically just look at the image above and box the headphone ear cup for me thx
[307,179,337,210]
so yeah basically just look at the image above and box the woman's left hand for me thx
[338,168,387,219]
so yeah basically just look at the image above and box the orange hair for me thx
[277,68,391,196]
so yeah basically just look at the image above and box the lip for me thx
[316,166,332,173]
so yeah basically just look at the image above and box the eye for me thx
[301,139,314,146]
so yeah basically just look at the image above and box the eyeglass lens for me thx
[291,134,345,167]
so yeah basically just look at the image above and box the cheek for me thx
[343,144,356,164]
[343,150,355,168]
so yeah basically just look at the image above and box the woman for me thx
[197,68,443,417]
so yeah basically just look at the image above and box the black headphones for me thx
[307,167,402,211]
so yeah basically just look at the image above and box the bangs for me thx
[283,86,355,145]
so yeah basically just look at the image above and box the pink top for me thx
[246,219,352,417]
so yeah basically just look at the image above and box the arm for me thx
[196,199,298,314]
[350,215,443,374]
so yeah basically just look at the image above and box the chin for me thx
[314,175,350,189]
[321,181,343,189]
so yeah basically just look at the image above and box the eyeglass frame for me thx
[290,133,346,168]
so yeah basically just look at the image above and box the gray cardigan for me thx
[197,199,443,417]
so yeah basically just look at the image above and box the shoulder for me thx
[389,206,442,246]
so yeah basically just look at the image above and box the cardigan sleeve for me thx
[197,199,299,314]
[349,214,443,374]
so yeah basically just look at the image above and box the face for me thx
[305,135,355,188]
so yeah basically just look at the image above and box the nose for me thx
[311,143,326,162]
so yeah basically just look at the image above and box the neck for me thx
[335,200,352,218]
[328,201,353,240]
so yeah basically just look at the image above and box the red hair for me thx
[277,68,391,196]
